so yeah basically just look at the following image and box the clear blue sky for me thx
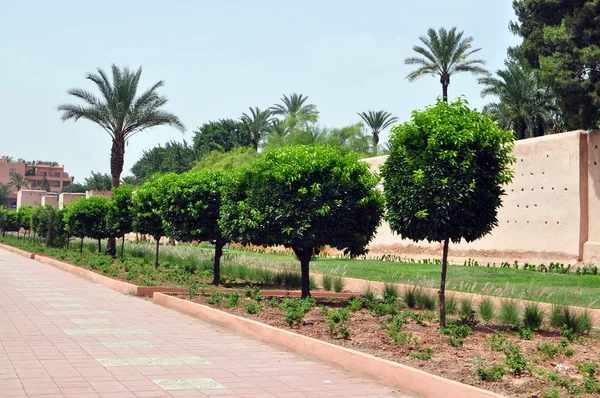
[0,0,520,183]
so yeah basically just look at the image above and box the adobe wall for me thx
[41,195,58,208]
[364,130,596,263]
[16,190,55,209]
[58,193,85,210]
[86,190,112,199]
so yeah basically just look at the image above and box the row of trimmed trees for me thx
[2,100,515,327]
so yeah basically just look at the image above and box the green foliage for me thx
[459,298,474,318]
[499,300,521,326]
[475,361,507,382]
[130,140,197,183]
[488,332,509,352]
[357,110,398,149]
[63,196,111,243]
[383,283,400,302]
[550,305,593,334]
[227,290,240,308]
[403,286,418,308]
[17,206,34,231]
[84,171,112,191]
[192,146,260,172]
[415,289,436,310]
[206,292,225,305]
[30,205,65,247]
[133,174,166,241]
[107,185,134,238]
[478,298,495,323]
[441,323,473,347]
[326,308,351,339]
[503,343,530,376]
[523,302,545,330]
[244,301,263,314]
[541,388,560,398]
[240,107,273,149]
[61,183,87,193]
[281,298,316,327]
[407,347,434,361]
[332,276,345,293]
[445,294,457,315]
[512,0,600,129]
[0,209,19,234]
[192,119,252,156]
[220,145,384,297]
[382,98,515,326]
[322,274,333,291]
[518,327,535,340]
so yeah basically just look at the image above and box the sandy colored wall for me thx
[58,193,85,210]
[365,130,597,263]
[16,190,54,209]
[86,190,112,199]
[41,195,58,207]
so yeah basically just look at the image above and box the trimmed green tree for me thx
[107,185,135,260]
[31,205,63,247]
[0,209,19,237]
[220,145,384,297]
[159,170,229,285]
[18,206,35,238]
[133,175,166,267]
[64,197,111,253]
[381,98,515,327]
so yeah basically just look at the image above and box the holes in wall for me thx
[564,188,568,191]
[546,154,549,158]
[521,188,525,191]
[595,161,598,166]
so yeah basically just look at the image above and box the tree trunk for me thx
[213,239,227,286]
[107,136,125,258]
[80,237,84,253]
[66,238,70,250]
[373,131,379,150]
[438,237,450,328]
[121,235,125,261]
[154,237,160,268]
[45,229,54,248]
[293,246,312,298]
[97,239,101,253]
[442,83,449,103]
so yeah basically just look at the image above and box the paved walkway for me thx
[0,249,413,398]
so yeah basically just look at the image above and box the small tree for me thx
[221,145,384,297]
[31,205,62,247]
[159,171,229,285]
[381,98,515,327]
[133,175,166,267]
[107,185,135,260]
[0,209,19,237]
[64,197,111,253]
[18,206,35,238]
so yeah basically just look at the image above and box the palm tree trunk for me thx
[442,83,449,103]
[107,136,125,258]
[438,237,450,328]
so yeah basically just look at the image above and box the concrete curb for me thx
[153,292,505,398]
[0,242,35,259]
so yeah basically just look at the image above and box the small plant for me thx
[499,300,521,326]
[206,292,225,305]
[327,308,351,339]
[503,343,530,376]
[187,281,199,300]
[416,289,436,310]
[253,287,263,302]
[478,297,495,323]
[518,327,535,340]
[244,285,252,297]
[383,283,400,301]
[537,343,559,359]
[322,274,333,291]
[475,361,507,382]
[541,388,560,398]
[369,301,398,317]
[403,286,417,308]
[441,323,473,347]
[361,285,376,301]
[383,314,410,344]
[244,301,263,314]
[488,332,509,352]
[264,298,280,308]
[523,302,544,330]
[445,294,457,315]
[459,298,474,318]
[407,347,434,361]
[332,276,345,293]
[281,298,316,327]
[227,290,240,308]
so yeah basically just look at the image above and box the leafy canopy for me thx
[133,174,166,240]
[64,196,111,240]
[382,98,515,244]
[191,146,259,171]
[220,145,384,255]
[107,184,135,237]
[130,140,197,183]
[84,171,112,191]
[192,119,252,156]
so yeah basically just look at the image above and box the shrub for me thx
[441,323,472,347]
[383,314,410,344]
[206,292,225,305]
[361,285,377,301]
[281,298,316,327]
[459,298,474,318]
[227,290,240,308]
[383,283,400,302]
[264,298,280,308]
[347,298,365,312]
[503,343,529,375]
[518,327,535,340]
[407,347,434,361]
[403,286,418,308]
[322,274,333,291]
[478,298,495,323]
[488,332,509,352]
[541,388,560,398]
[537,342,560,359]
[369,301,398,317]
[551,305,593,334]
[499,300,521,326]
[244,301,263,314]
[445,295,457,315]
[332,276,345,293]
[476,364,507,382]
[416,289,436,310]
[523,302,544,330]
[326,308,351,339]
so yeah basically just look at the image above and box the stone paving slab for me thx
[0,248,415,397]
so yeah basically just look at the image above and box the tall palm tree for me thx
[8,173,29,191]
[479,60,559,140]
[357,110,398,149]
[270,93,319,128]
[405,27,488,102]
[58,64,185,256]
[240,107,273,150]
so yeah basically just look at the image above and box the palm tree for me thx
[240,107,273,150]
[58,64,185,256]
[8,173,29,191]
[479,60,560,140]
[0,183,13,207]
[357,110,398,149]
[405,27,488,102]
[270,93,319,128]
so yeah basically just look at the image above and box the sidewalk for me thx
[0,248,413,398]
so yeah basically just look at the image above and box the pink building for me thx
[0,157,75,209]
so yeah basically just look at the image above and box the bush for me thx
[499,300,521,326]
[518,327,535,340]
[383,283,400,302]
[244,301,263,314]
[441,323,473,347]
[537,342,560,359]
[403,286,418,308]
[459,298,474,318]
[326,308,351,339]
[503,343,529,376]
[227,290,240,308]
[445,295,457,315]
[478,298,495,323]
[476,364,507,381]
[281,298,316,327]
[332,276,345,293]
[416,289,436,310]
[550,305,593,334]
[322,274,333,291]
[523,302,544,330]
[488,332,509,352]
[407,347,434,361]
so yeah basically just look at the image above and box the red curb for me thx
[153,292,505,398]
[137,286,359,298]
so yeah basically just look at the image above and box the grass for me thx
[499,300,521,325]
[5,235,600,308]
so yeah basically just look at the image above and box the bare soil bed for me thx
[181,293,600,398]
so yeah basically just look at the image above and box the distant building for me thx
[0,156,75,209]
